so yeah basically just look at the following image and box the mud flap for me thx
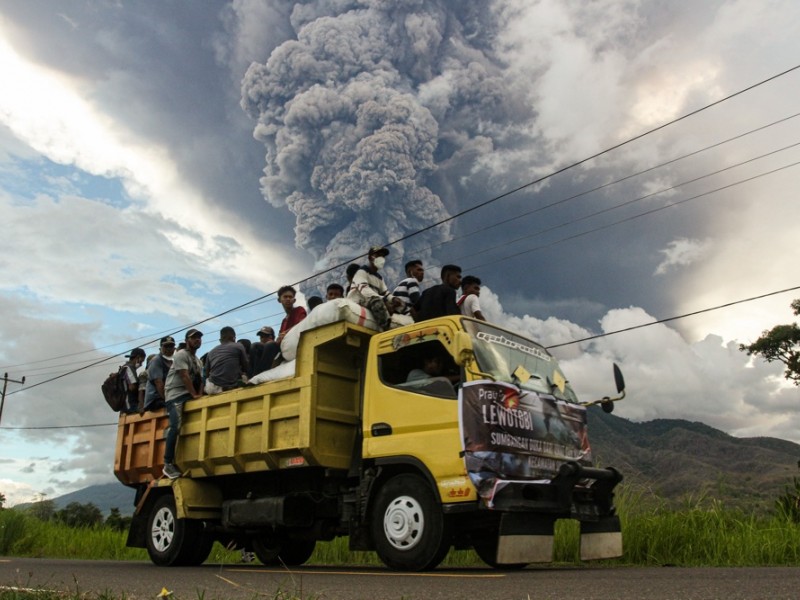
[580,515,622,560]
[496,513,555,564]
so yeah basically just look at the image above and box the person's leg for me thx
[163,399,185,465]
[257,341,281,373]
[248,342,265,377]
[366,296,391,329]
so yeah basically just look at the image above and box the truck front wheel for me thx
[371,473,450,571]
[146,494,207,566]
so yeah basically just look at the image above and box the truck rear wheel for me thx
[252,535,280,565]
[371,473,450,571]
[279,538,317,565]
[146,494,208,566]
[252,534,316,566]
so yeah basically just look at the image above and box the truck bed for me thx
[114,321,374,486]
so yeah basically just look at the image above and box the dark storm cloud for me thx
[240,0,535,282]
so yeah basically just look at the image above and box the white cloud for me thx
[485,292,798,442]
[654,237,710,275]
[1,477,38,507]
[563,307,797,440]
[0,33,302,298]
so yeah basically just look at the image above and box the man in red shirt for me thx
[276,285,306,343]
[253,285,307,375]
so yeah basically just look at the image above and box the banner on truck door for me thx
[458,380,592,502]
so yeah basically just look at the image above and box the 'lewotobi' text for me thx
[479,387,534,433]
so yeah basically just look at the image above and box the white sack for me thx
[281,299,382,360]
[248,359,296,385]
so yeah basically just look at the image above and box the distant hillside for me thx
[587,407,800,511]
[14,482,136,516]
[14,411,800,516]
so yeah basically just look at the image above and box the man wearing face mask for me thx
[347,246,398,330]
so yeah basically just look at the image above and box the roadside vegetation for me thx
[3,483,800,568]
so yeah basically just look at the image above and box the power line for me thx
[413,111,800,259]
[459,142,800,266]
[0,422,116,430]
[546,285,800,349]
[464,158,800,272]
[379,63,800,252]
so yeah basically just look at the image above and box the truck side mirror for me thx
[453,331,474,367]
[613,363,625,394]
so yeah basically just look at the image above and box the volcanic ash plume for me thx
[241,0,513,281]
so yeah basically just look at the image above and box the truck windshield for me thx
[462,320,579,403]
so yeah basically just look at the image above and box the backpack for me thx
[101,366,127,412]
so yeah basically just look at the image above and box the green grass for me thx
[3,483,800,568]
[619,488,800,566]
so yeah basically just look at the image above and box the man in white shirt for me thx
[458,275,486,321]
[347,246,399,329]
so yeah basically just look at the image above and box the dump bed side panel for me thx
[114,321,371,486]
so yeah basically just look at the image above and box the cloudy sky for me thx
[1,0,799,507]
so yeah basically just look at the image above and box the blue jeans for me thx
[164,395,189,464]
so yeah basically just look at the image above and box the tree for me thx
[740,299,800,386]
[27,498,56,521]
[105,507,131,532]
[56,502,103,528]
[0,492,5,509]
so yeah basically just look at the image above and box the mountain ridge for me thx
[12,411,799,515]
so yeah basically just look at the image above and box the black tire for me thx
[473,536,528,570]
[185,533,214,566]
[252,533,316,566]
[252,535,281,565]
[278,537,316,566]
[371,473,450,571]
[146,494,206,566]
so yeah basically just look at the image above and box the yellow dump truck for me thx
[116,316,625,571]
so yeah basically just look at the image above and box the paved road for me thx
[2,557,800,599]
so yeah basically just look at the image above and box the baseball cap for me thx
[185,329,203,340]
[160,336,176,346]
[258,326,275,337]
[368,246,389,257]
[126,348,146,359]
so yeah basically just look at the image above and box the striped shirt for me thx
[392,277,421,314]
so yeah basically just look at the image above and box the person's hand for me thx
[388,297,402,314]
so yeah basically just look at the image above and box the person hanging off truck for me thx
[162,329,204,480]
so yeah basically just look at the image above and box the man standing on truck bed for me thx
[162,328,204,479]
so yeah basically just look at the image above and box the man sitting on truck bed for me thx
[347,246,399,330]
[204,326,249,394]
[252,286,307,376]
